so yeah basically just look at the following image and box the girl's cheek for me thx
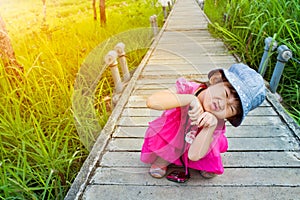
[216,110,226,119]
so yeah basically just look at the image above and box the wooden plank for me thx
[100,151,300,168]
[143,64,208,71]
[146,56,236,65]
[159,31,223,43]
[121,107,277,116]
[141,69,210,76]
[140,69,228,77]
[83,185,300,200]
[157,37,225,45]
[154,46,227,55]
[140,63,195,70]
[106,138,300,152]
[136,77,207,84]
[143,64,223,71]
[90,167,300,186]
[127,101,271,111]
[126,95,272,108]
[156,35,219,46]
[116,116,283,126]
[132,90,275,108]
[137,74,207,81]
[141,69,216,76]
[166,20,208,31]
[154,44,228,55]
[112,125,291,138]
[155,39,226,46]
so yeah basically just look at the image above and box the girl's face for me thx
[199,82,240,120]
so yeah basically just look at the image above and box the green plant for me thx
[205,0,300,124]
[0,0,163,198]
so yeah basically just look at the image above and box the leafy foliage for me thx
[205,0,300,124]
[0,0,163,199]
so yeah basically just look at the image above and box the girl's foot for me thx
[199,170,217,179]
[149,164,167,178]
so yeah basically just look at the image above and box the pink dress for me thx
[140,78,228,174]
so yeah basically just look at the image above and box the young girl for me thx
[140,63,266,179]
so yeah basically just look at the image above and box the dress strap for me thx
[194,87,205,97]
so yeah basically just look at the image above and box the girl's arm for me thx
[188,112,218,161]
[146,87,198,110]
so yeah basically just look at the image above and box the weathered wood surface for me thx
[66,0,300,199]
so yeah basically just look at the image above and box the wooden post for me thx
[114,42,130,82]
[99,0,106,26]
[197,0,205,10]
[42,0,46,22]
[168,0,172,11]
[162,6,167,20]
[92,0,97,20]
[159,0,170,21]
[150,15,158,36]
[0,15,23,78]
[105,50,123,93]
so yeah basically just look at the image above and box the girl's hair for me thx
[194,70,243,120]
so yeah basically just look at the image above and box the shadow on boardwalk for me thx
[65,0,300,199]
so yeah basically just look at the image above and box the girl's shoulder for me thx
[176,77,206,94]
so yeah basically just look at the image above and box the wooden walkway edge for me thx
[65,0,300,199]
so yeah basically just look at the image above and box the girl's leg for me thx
[149,157,169,178]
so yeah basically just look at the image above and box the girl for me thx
[140,63,266,179]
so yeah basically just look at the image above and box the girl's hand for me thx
[188,112,218,161]
[188,96,203,125]
[194,112,218,128]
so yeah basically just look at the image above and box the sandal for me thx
[149,164,167,178]
[199,170,217,179]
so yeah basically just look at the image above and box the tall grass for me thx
[0,0,163,199]
[204,0,300,124]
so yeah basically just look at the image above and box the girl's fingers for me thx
[190,111,217,128]
[190,112,203,125]
[188,109,201,120]
[198,113,207,127]
[191,121,198,126]
[190,116,199,125]
[189,98,203,115]
[189,108,200,116]
[197,112,217,128]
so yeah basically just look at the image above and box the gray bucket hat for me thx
[208,63,266,127]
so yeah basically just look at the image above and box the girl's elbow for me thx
[146,96,155,108]
[146,96,161,109]
[146,95,164,110]
[146,98,152,108]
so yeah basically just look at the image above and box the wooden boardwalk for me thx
[65,0,300,199]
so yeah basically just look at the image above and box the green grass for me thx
[0,0,163,199]
[204,0,300,125]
